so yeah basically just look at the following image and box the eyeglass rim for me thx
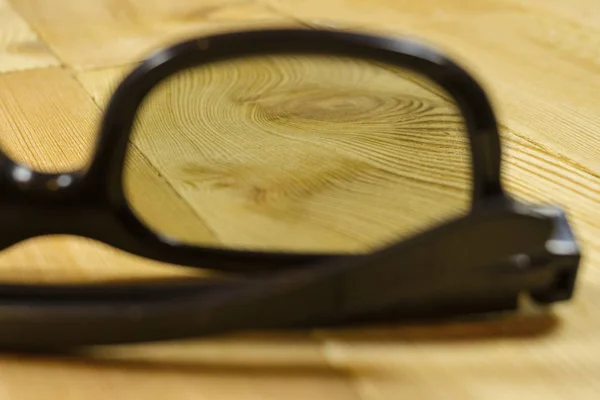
[0,27,506,270]
[98,28,505,256]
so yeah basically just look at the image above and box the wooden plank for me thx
[0,0,598,398]
[0,0,58,72]
[9,0,295,70]
[0,68,98,171]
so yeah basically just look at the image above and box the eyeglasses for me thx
[0,28,580,349]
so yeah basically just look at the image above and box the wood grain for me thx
[8,0,295,70]
[0,0,598,398]
[0,0,58,72]
[122,55,470,251]
[0,68,97,171]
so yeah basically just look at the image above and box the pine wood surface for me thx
[0,0,598,398]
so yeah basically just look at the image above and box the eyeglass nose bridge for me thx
[0,162,85,200]
[0,160,118,249]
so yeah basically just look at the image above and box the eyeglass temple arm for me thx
[0,203,578,349]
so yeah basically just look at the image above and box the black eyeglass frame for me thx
[0,28,580,348]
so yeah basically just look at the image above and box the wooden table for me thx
[0,0,598,398]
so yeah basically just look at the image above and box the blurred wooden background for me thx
[0,0,598,398]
